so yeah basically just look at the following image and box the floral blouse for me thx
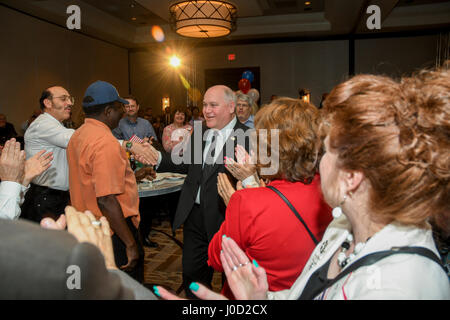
[162,123,193,153]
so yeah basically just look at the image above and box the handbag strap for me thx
[267,185,319,245]
[299,246,446,300]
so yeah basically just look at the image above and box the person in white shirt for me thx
[21,86,159,223]
[22,86,75,222]
[0,138,52,220]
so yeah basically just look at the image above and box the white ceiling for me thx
[1,0,449,48]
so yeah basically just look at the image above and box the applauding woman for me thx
[214,68,450,300]
[209,98,332,299]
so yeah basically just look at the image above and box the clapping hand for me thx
[219,236,269,300]
[23,150,53,186]
[0,138,25,183]
[154,236,268,300]
[40,206,117,270]
[217,173,243,206]
[224,145,256,181]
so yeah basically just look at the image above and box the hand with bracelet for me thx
[154,236,267,300]
[123,140,158,166]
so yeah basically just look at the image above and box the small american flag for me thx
[129,134,143,144]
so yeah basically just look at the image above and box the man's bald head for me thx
[202,85,236,130]
[39,86,72,122]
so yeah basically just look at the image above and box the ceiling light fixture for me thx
[170,55,181,68]
[169,1,237,38]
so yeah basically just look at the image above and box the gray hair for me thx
[223,86,237,109]
[236,93,253,106]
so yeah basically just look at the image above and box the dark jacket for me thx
[157,119,250,241]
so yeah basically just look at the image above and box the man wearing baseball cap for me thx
[67,81,144,282]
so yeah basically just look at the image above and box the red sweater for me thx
[208,175,332,299]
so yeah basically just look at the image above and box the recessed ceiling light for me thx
[305,1,311,5]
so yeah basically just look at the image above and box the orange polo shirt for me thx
[67,118,140,229]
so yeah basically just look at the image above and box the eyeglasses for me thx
[51,95,75,104]
[237,103,250,108]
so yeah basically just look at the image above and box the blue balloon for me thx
[242,70,254,83]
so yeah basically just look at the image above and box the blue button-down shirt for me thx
[242,115,254,129]
[112,117,158,141]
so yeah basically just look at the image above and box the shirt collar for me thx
[84,118,111,131]
[43,112,64,124]
[125,117,139,125]
[245,115,254,125]
[206,116,237,141]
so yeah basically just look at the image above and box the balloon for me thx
[247,88,260,103]
[238,78,251,94]
[242,70,254,83]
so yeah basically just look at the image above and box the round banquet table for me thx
[137,173,186,198]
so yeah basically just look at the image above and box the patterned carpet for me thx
[142,218,223,298]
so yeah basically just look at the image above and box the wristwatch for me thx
[126,141,133,152]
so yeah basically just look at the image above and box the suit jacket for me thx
[0,218,156,300]
[158,119,250,241]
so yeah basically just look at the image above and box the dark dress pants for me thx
[20,183,70,223]
[111,217,145,283]
[182,204,214,299]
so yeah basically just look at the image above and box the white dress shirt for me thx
[24,113,75,191]
[0,181,29,220]
[195,117,237,204]
[155,117,238,204]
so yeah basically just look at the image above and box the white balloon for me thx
[248,89,260,103]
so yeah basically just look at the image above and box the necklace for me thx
[337,234,367,269]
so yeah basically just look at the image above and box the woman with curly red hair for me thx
[208,98,332,299]
[214,68,449,300]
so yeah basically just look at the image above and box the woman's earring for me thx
[332,194,347,219]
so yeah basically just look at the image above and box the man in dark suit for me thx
[152,85,250,298]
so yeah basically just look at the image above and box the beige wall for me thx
[130,40,349,113]
[0,5,129,132]
[355,35,438,77]
[130,34,439,115]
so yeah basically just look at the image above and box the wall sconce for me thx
[298,88,311,103]
[162,96,170,112]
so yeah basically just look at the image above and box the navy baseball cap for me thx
[82,81,129,108]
